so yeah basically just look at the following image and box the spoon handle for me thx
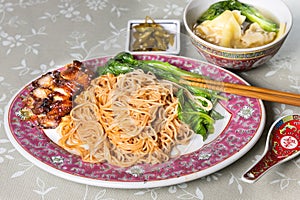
[242,151,282,183]
[242,114,300,183]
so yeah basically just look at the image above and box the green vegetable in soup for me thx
[197,0,232,22]
[197,0,279,32]
[97,52,224,140]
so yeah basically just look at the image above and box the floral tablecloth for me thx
[1,0,300,199]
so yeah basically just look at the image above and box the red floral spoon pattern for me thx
[242,114,300,183]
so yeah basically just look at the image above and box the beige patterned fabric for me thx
[1,0,300,199]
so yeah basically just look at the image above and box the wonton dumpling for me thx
[239,22,276,48]
[194,10,246,48]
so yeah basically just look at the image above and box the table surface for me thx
[1,0,300,199]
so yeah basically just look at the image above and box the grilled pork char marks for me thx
[22,60,95,129]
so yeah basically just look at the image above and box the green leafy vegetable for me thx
[176,89,215,140]
[97,52,224,140]
[197,0,232,22]
[197,0,279,32]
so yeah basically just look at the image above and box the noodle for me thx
[57,70,194,167]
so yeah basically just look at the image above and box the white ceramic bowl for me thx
[183,0,293,71]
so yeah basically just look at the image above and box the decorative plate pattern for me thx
[5,54,265,188]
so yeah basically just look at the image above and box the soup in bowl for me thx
[183,0,292,71]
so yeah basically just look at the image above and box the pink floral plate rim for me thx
[4,54,266,189]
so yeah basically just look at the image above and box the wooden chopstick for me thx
[180,76,300,107]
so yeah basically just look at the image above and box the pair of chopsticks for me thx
[179,76,300,107]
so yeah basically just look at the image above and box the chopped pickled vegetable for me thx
[131,16,175,51]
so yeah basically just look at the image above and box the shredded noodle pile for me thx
[57,70,194,167]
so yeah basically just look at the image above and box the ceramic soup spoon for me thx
[242,114,300,183]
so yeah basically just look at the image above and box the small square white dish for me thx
[125,19,180,55]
